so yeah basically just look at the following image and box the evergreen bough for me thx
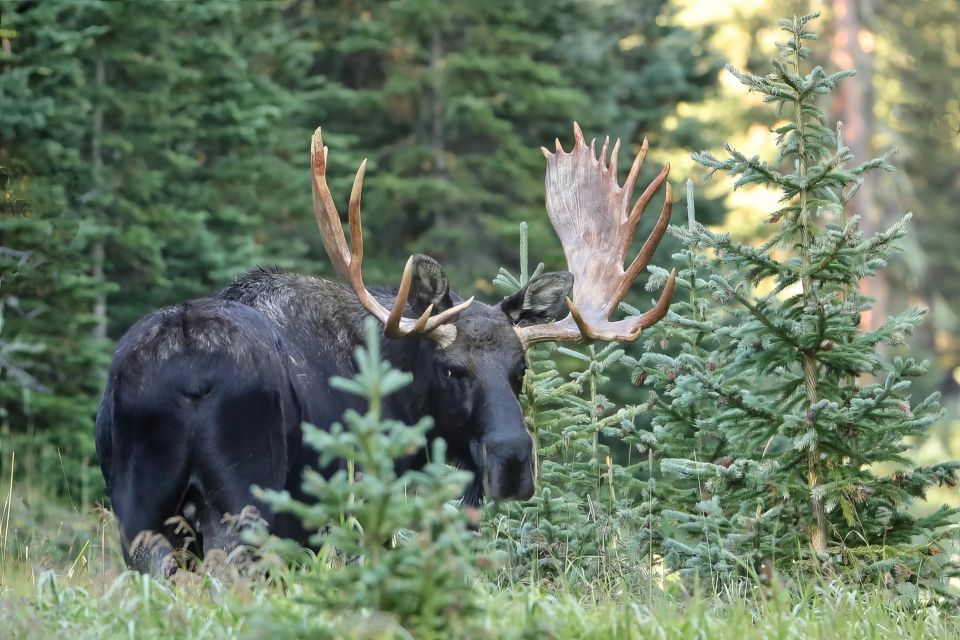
[636,13,959,593]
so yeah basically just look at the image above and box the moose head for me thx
[310,123,676,502]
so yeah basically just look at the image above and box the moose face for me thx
[407,255,574,501]
[417,312,534,500]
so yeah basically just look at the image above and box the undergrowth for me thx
[2,520,958,640]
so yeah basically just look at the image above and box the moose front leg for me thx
[128,530,179,578]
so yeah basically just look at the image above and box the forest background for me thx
[2,0,959,518]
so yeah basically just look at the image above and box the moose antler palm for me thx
[311,124,673,349]
[311,128,473,343]
[514,123,677,348]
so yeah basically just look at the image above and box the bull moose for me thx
[95,124,676,575]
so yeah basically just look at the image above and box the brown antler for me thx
[515,123,677,348]
[310,128,473,343]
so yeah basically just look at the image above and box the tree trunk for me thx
[91,55,108,342]
[831,0,886,330]
[430,27,446,176]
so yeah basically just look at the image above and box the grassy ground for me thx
[3,488,959,639]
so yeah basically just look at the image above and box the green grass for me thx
[4,563,960,639]
[2,487,959,639]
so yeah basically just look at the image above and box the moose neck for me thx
[217,268,453,470]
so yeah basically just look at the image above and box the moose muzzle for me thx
[475,431,535,501]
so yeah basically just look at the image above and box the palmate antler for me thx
[310,128,473,342]
[515,123,677,348]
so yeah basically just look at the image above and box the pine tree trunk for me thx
[430,27,446,176]
[428,26,449,234]
[91,55,107,342]
[831,0,886,330]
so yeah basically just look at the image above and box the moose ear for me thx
[501,271,573,326]
[408,254,454,314]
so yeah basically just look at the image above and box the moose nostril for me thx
[487,454,536,501]
[502,454,528,474]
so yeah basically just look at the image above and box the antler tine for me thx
[311,127,472,344]
[423,296,475,331]
[514,123,677,349]
[608,138,621,177]
[384,255,416,336]
[635,270,677,329]
[312,128,390,326]
[618,180,673,302]
[622,162,670,259]
[347,159,367,276]
[573,121,585,145]
[622,138,649,204]
[311,128,351,281]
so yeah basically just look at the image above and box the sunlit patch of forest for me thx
[2,1,959,637]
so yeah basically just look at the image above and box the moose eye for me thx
[441,364,467,380]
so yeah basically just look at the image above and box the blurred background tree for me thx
[285,0,722,287]
[873,1,960,386]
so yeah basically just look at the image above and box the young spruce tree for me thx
[485,224,658,590]
[637,13,960,591]
[255,319,482,636]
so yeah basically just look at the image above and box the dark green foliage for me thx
[0,178,108,501]
[286,0,721,287]
[0,0,314,497]
[0,0,112,497]
[635,14,960,593]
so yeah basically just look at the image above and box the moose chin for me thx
[95,123,676,576]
